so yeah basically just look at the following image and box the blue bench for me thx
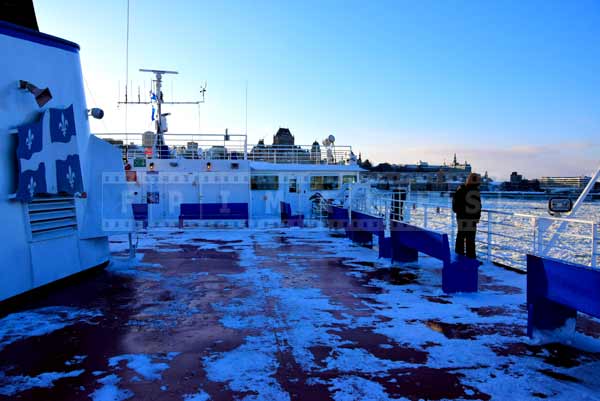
[391,222,479,293]
[327,205,349,230]
[179,203,249,228]
[280,202,304,227]
[132,203,148,229]
[346,211,386,251]
[527,254,600,337]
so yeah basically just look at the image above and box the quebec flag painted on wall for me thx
[16,163,47,202]
[49,104,76,143]
[15,104,84,201]
[56,154,84,194]
[17,113,44,160]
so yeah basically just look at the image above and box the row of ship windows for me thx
[251,175,356,191]
[103,173,357,189]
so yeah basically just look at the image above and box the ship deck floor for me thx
[1,228,600,400]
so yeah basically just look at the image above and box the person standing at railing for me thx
[452,173,482,259]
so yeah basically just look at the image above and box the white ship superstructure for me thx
[0,18,126,301]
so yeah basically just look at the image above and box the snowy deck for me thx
[1,228,600,400]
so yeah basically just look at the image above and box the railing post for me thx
[487,210,492,262]
[536,217,544,255]
[423,204,428,228]
[450,210,456,246]
[348,184,352,225]
[592,222,598,268]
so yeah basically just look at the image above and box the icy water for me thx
[412,192,600,222]
[389,193,600,269]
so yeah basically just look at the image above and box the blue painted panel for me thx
[15,162,47,202]
[16,113,44,160]
[443,254,479,293]
[328,206,349,230]
[391,222,478,293]
[351,211,385,236]
[280,201,303,227]
[56,154,84,194]
[527,255,600,323]
[180,203,249,220]
[378,234,392,258]
[132,203,148,229]
[394,222,450,263]
[49,105,76,143]
[132,203,148,220]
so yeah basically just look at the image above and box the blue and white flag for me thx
[14,104,85,201]
[56,154,84,195]
[16,162,47,202]
[49,104,76,143]
[16,113,44,160]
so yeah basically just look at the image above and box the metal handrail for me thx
[350,191,599,271]
[93,132,355,165]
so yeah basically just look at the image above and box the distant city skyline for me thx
[34,0,600,181]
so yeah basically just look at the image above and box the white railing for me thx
[351,194,600,271]
[94,133,248,160]
[94,132,354,165]
[247,145,353,165]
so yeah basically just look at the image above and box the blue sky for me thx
[35,0,600,180]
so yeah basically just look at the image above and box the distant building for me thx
[248,128,310,163]
[510,171,523,184]
[363,155,472,191]
[539,176,600,191]
[272,128,294,146]
[500,171,540,192]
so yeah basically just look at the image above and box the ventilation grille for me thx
[28,197,77,241]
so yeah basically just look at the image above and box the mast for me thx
[118,69,205,158]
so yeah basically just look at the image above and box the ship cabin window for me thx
[310,176,339,191]
[251,175,279,190]
[289,178,297,193]
[342,175,357,184]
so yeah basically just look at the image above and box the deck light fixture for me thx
[19,80,52,107]
[87,108,104,119]
[206,162,212,171]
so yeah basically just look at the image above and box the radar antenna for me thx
[118,69,206,158]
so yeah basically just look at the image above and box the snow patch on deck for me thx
[0,369,84,396]
[0,306,101,351]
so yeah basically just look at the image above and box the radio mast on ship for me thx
[118,69,206,158]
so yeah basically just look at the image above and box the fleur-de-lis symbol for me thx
[66,166,75,188]
[59,113,69,137]
[26,129,34,150]
[28,176,36,198]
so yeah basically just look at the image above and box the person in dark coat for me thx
[452,173,482,259]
